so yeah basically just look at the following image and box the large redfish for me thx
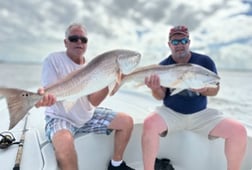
[0,49,141,129]
[110,63,220,96]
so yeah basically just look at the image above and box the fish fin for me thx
[169,75,187,95]
[109,72,124,96]
[170,88,184,96]
[0,88,39,129]
[117,71,123,84]
[109,82,120,96]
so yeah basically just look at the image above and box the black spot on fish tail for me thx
[0,88,40,129]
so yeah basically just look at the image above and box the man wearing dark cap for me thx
[141,25,247,170]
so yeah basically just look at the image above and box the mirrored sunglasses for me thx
[170,38,189,46]
[68,35,88,44]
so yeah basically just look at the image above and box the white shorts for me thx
[155,105,225,139]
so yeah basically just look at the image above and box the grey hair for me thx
[65,23,87,38]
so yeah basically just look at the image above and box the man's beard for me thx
[174,50,188,59]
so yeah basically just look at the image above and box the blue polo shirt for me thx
[159,51,218,114]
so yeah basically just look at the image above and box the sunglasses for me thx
[170,38,189,46]
[68,35,88,44]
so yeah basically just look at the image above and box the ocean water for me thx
[0,63,251,124]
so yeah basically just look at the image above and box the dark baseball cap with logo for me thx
[169,25,189,40]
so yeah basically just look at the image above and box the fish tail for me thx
[0,88,40,129]
[109,73,125,96]
[109,82,121,96]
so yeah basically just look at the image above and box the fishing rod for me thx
[12,114,29,170]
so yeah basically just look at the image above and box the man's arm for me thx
[88,87,109,106]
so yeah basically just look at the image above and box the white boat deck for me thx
[1,89,252,170]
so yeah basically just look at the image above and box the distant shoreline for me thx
[0,61,251,72]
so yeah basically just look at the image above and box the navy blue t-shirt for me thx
[159,51,218,114]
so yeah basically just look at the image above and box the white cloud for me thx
[172,0,225,11]
[0,0,251,70]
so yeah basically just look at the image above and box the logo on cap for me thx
[169,25,189,39]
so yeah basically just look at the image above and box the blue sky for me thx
[0,0,251,70]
